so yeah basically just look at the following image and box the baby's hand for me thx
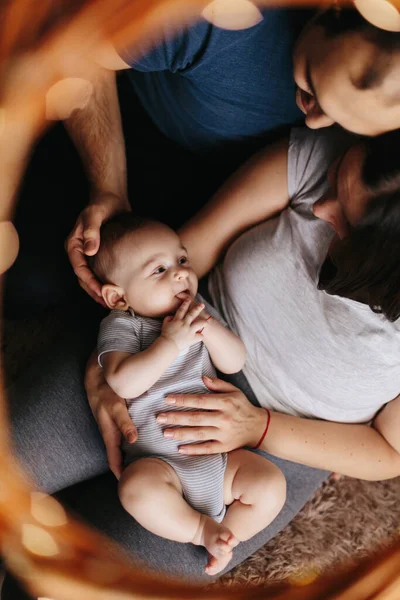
[176,292,208,321]
[161,297,208,351]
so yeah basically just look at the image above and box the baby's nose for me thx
[175,268,188,280]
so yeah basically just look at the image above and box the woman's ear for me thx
[102,284,129,311]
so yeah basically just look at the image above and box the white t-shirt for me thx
[209,127,400,424]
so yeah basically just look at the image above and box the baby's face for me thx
[115,223,198,318]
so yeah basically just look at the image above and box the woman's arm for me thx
[156,379,400,482]
[179,137,290,278]
[258,398,400,481]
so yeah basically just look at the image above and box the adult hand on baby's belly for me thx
[156,376,266,454]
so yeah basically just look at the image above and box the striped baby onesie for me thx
[97,295,227,522]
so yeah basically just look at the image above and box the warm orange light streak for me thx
[0,1,400,598]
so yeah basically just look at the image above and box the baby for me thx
[91,213,286,575]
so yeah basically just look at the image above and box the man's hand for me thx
[85,351,137,479]
[66,192,130,304]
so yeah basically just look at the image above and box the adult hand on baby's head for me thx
[65,192,130,305]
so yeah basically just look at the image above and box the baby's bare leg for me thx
[119,457,235,563]
[206,449,287,576]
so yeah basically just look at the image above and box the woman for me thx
[5,126,400,599]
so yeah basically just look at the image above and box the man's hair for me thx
[316,8,400,91]
[89,213,156,284]
[318,129,400,322]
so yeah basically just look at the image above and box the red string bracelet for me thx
[198,315,212,334]
[253,408,271,449]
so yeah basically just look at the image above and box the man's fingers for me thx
[65,219,83,253]
[101,424,123,479]
[70,247,104,300]
[66,221,85,271]
[106,446,123,480]
[113,403,137,444]
[79,278,106,306]
[82,227,100,255]
[66,217,104,301]
[81,206,106,256]
[77,267,104,302]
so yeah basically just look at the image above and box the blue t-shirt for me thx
[121,9,309,163]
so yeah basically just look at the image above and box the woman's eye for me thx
[179,256,187,265]
[153,266,166,275]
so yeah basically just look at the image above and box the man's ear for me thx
[102,284,129,311]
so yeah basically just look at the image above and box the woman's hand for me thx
[85,351,137,479]
[157,376,266,454]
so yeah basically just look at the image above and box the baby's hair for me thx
[89,213,156,284]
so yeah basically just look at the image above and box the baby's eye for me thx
[153,266,166,275]
[179,256,188,265]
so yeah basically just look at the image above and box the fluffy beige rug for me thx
[2,310,400,587]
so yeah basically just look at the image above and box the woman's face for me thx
[293,23,400,136]
[312,145,371,239]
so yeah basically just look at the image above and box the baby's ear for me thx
[102,284,129,311]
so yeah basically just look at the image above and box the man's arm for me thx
[65,67,127,203]
[64,65,130,302]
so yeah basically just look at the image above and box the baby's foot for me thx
[192,515,238,576]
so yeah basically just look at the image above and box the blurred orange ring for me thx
[0,221,19,275]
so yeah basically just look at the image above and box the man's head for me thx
[294,8,400,135]
[89,214,198,318]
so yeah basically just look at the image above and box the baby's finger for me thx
[186,303,205,324]
[174,296,191,320]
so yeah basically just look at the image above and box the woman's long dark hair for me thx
[318,129,400,322]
